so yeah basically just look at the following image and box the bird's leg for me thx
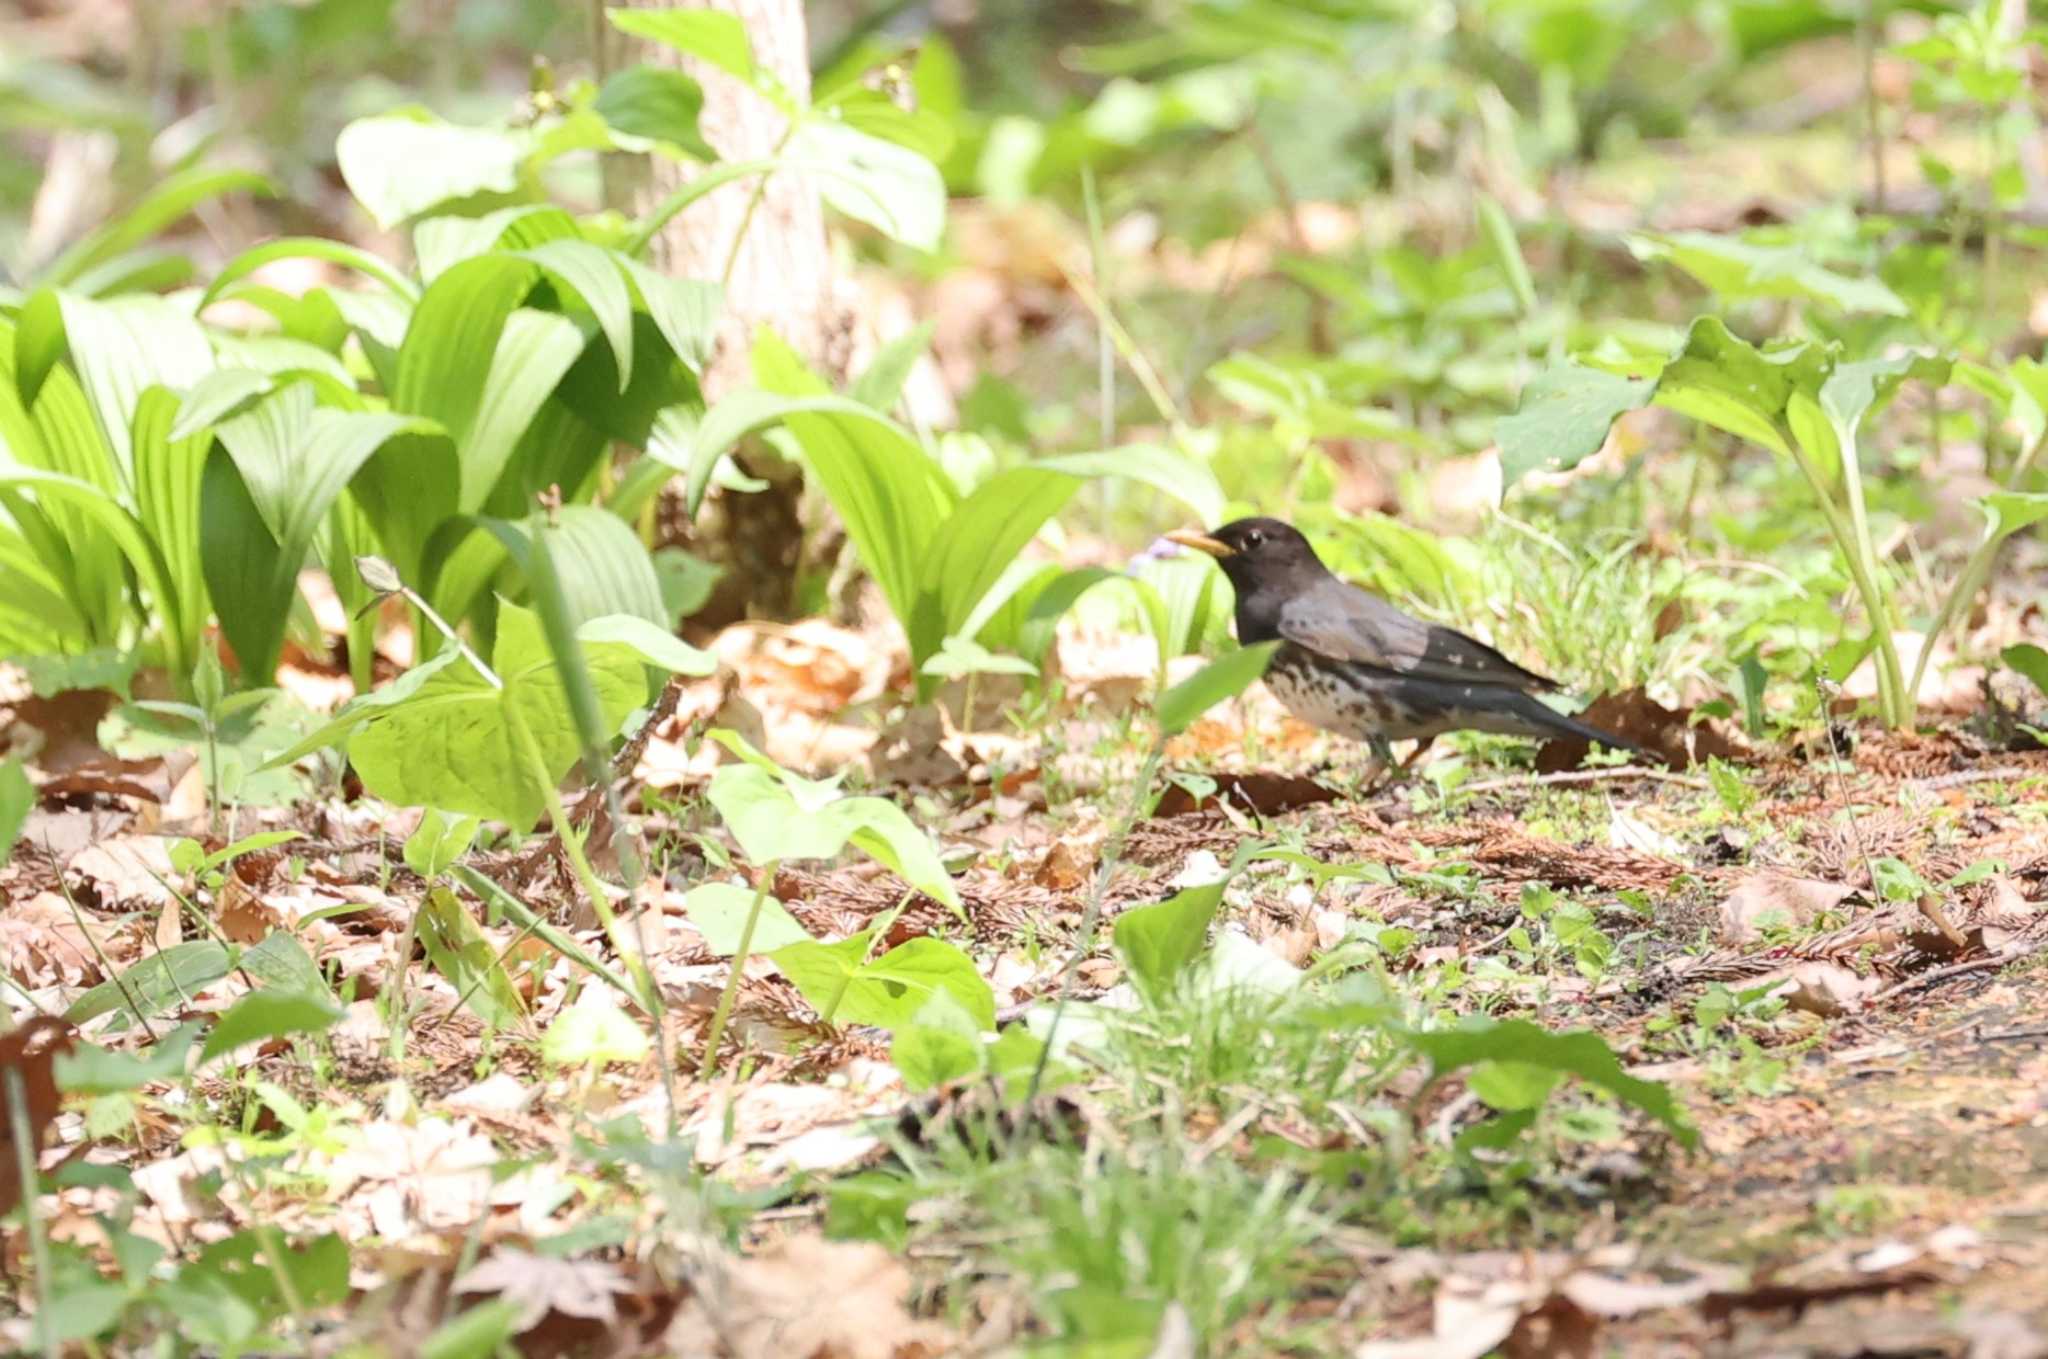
[1396,737,1436,772]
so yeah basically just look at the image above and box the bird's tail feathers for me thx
[1508,692,1645,759]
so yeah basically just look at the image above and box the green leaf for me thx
[402,808,481,879]
[17,290,214,476]
[1476,194,1537,317]
[1984,491,2048,542]
[1405,1017,1696,1145]
[2003,643,2048,697]
[1156,640,1279,734]
[517,239,636,391]
[705,760,962,911]
[198,236,419,309]
[1651,317,1828,458]
[1466,1060,1564,1111]
[0,760,32,868]
[683,882,813,955]
[335,113,527,229]
[390,254,540,469]
[617,257,720,376]
[787,118,946,252]
[39,165,275,289]
[469,507,669,635]
[1039,444,1228,528]
[770,934,993,1032]
[607,8,758,85]
[1630,231,1908,315]
[1113,882,1227,1001]
[910,466,1080,681]
[204,384,443,682]
[1496,364,1654,486]
[346,602,647,825]
[417,886,526,1029]
[593,66,713,160]
[56,1023,203,1094]
[848,321,936,412]
[542,987,649,1067]
[576,614,717,676]
[199,987,344,1064]
[890,992,985,1092]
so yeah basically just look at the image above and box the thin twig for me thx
[1866,946,2038,1006]
[1910,765,2042,790]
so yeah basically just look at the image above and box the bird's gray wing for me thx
[1276,578,1560,691]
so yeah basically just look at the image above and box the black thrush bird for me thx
[1165,518,1642,768]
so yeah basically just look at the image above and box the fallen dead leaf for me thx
[1768,961,1880,1017]
[661,1233,953,1359]
[1718,873,1857,945]
[0,1016,77,1217]
[1534,687,1745,772]
[66,835,180,908]
[0,891,129,988]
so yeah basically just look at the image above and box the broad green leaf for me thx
[0,468,177,657]
[770,935,993,1032]
[1496,364,1654,486]
[706,762,962,911]
[2003,643,2048,697]
[1630,231,1908,315]
[336,113,527,229]
[1156,640,1280,734]
[167,369,276,442]
[17,290,213,479]
[346,602,647,825]
[417,886,526,1029]
[0,759,30,868]
[55,1023,203,1094]
[260,649,466,771]
[1651,317,1827,458]
[204,385,442,682]
[403,808,481,879]
[910,466,1080,680]
[1405,1017,1696,1144]
[617,257,720,376]
[130,387,211,676]
[593,66,713,160]
[606,8,757,85]
[1984,491,2048,542]
[412,205,576,283]
[199,987,344,1064]
[1476,194,1537,316]
[1466,1060,1564,1111]
[1818,354,1951,467]
[198,236,419,309]
[890,992,985,1091]
[517,240,636,391]
[468,507,669,635]
[683,882,812,955]
[541,986,648,1067]
[391,254,540,457]
[576,613,716,676]
[787,118,946,252]
[40,165,275,288]
[741,339,957,625]
[66,945,232,1027]
[455,309,588,510]
[1040,443,1228,529]
[1113,882,1226,1001]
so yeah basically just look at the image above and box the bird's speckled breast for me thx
[1265,644,1398,739]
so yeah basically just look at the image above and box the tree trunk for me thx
[617,0,840,624]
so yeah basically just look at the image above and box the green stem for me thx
[1786,436,1907,726]
[623,158,784,260]
[1907,427,2048,703]
[720,123,802,288]
[701,860,779,1078]
[1833,430,1908,723]
[508,702,650,1005]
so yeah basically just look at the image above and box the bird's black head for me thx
[1165,517,1329,591]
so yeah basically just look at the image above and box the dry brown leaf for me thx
[66,835,179,908]
[1768,961,1880,1017]
[1718,873,1857,945]
[662,1234,953,1359]
[0,891,127,987]
[0,1017,77,1217]
[1534,687,1745,772]
[455,1249,632,1332]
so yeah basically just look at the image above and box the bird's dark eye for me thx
[1244,529,1264,548]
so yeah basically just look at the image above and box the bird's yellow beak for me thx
[1165,529,1233,559]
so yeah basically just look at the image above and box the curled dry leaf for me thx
[1718,873,1856,946]
[65,834,180,908]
